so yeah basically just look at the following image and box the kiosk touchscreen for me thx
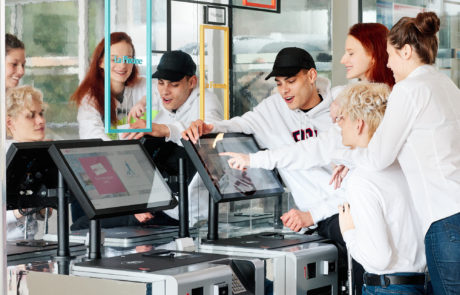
[181,133,284,202]
[49,140,177,220]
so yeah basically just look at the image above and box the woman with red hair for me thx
[341,23,395,88]
[71,32,145,140]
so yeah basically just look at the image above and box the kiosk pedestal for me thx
[182,133,340,294]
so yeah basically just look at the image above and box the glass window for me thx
[6,0,80,139]
[232,0,332,116]
[363,0,460,87]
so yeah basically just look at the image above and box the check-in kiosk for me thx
[45,137,199,247]
[48,140,263,295]
[182,133,339,294]
[6,141,95,265]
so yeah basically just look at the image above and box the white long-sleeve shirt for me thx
[210,77,346,224]
[250,124,345,171]
[333,65,460,234]
[247,84,350,171]
[343,162,426,274]
[150,84,223,145]
[78,78,223,145]
[78,78,147,141]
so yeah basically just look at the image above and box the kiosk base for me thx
[72,251,265,295]
[200,233,338,295]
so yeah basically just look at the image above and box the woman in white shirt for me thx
[69,32,177,227]
[6,85,51,240]
[71,32,146,141]
[336,82,428,294]
[335,12,460,294]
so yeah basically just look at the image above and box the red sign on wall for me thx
[242,0,277,10]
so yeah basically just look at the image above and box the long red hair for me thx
[349,23,395,88]
[71,32,139,124]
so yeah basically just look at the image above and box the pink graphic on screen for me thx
[79,156,127,195]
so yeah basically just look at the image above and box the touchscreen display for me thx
[60,144,171,210]
[183,133,283,201]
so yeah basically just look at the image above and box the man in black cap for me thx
[182,46,345,251]
[125,50,223,225]
[126,50,223,144]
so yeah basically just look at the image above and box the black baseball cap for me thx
[265,47,316,80]
[152,50,196,82]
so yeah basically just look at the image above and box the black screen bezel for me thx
[48,140,177,219]
[181,133,284,203]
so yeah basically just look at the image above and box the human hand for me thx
[134,212,154,223]
[219,152,250,171]
[330,99,340,123]
[338,202,355,234]
[181,119,214,144]
[135,245,153,253]
[121,119,147,140]
[329,164,349,189]
[13,209,23,219]
[39,208,53,218]
[280,209,314,232]
[128,96,147,123]
[122,121,169,140]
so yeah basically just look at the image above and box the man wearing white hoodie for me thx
[183,47,346,243]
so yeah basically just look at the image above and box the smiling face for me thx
[7,100,46,142]
[99,41,134,86]
[5,48,26,90]
[275,69,319,111]
[386,42,409,83]
[157,76,196,111]
[341,35,373,81]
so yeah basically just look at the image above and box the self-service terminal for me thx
[48,140,265,295]
[182,133,339,295]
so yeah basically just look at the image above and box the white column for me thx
[78,0,89,82]
[332,0,359,87]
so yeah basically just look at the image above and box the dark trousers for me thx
[317,213,365,295]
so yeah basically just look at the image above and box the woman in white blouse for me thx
[336,82,428,294]
[336,12,460,294]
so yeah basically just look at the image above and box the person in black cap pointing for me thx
[125,50,223,144]
[125,50,223,226]
[182,46,346,255]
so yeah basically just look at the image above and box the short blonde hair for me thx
[6,85,45,118]
[337,82,390,138]
[6,86,46,137]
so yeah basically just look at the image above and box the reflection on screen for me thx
[60,144,171,210]
[195,134,280,195]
